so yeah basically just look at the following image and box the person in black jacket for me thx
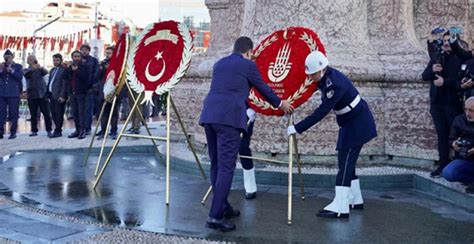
[24,55,52,137]
[64,51,91,139]
[422,32,469,177]
[442,97,474,194]
[449,37,474,101]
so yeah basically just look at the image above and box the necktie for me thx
[49,68,58,92]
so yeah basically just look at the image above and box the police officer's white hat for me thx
[305,51,328,75]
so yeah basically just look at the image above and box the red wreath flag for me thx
[0,35,4,49]
[248,26,326,116]
[127,21,193,104]
[103,33,130,102]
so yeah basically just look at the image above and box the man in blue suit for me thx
[200,36,293,231]
[0,50,23,139]
[287,51,377,219]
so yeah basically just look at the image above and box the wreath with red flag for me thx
[127,20,193,104]
[248,27,326,116]
[103,33,130,102]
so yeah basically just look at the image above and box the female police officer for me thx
[287,51,377,218]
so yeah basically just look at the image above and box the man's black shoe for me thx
[317,209,349,219]
[95,130,103,136]
[224,208,240,219]
[110,133,118,140]
[466,183,474,194]
[0,134,3,139]
[85,130,91,136]
[8,134,16,139]
[97,134,104,140]
[245,192,257,200]
[206,217,236,232]
[29,132,38,137]
[78,131,86,139]
[47,131,53,138]
[50,132,62,138]
[351,204,364,210]
[68,131,79,138]
[430,167,442,178]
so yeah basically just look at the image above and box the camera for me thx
[455,139,472,159]
[427,27,445,66]
[460,64,474,81]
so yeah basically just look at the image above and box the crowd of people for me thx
[0,44,168,141]
[422,30,474,194]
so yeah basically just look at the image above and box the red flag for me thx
[50,37,56,51]
[67,34,74,53]
[42,37,49,50]
[23,37,28,49]
[59,36,65,51]
[76,31,83,50]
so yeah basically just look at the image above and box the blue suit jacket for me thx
[0,63,23,97]
[199,53,281,132]
[294,67,377,149]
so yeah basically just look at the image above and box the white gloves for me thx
[287,125,297,136]
[246,108,256,122]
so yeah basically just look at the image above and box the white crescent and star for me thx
[145,51,166,82]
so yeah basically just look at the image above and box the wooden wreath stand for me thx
[200,114,305,225]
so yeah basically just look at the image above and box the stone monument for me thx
[171,0,474,167]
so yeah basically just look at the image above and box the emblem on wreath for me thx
[249,27,326,116]
[127,21,193,105]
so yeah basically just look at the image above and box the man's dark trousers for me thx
[0,97,19,135]
[71,95,86,132]
[28,98,52,133]
[204,123,241,219]
[50,98,66,133]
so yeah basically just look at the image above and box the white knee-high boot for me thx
[349,179,364,209]
[243,168,257,193]
[320,186,350,218]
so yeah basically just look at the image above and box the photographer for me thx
[24,55,52,137]
[442,97,474,194]
[0,49,23,139]
[422,31,466,177]
[64,50,91,139]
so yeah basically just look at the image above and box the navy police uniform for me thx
[294,67,377,186]
[0,61,23,138]
[199,53,281,219]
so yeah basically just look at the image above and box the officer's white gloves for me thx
[287,125,297,137]
[246,108,256,122]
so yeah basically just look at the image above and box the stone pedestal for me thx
[171,0,473,167]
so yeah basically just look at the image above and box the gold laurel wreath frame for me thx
[249,31,318,111]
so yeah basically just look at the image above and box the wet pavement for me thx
[0,151,473,243]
